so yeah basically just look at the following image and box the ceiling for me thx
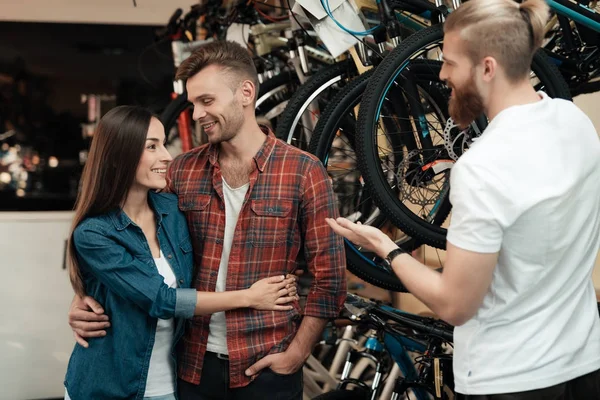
[0,0,199,26]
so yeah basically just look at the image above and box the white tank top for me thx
[144,251,177,397]
[206,178,249,354]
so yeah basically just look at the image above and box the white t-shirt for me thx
[144,251,178,397]
[447,92,600,395]
[206,179,249,354]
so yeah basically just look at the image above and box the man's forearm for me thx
[287,316,328,360]
[384,245,494,326]
[324,217,496,326]
[390,253,448,318]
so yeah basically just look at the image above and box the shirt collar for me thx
[208,125,276,173]
[110,191,169,231]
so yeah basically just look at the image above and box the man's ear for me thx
[481,56,497,83]
[240,80,255,106]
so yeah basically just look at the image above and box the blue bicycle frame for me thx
[547,0,600,32]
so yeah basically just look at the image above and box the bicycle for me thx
[158,1,338,153]
[544,0,600,97]
[353,2,572,251]
[272,0,453,290]
[314,293,454,400]
[275,0,448,151]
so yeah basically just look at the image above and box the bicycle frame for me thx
[548,0,600,31]
[336,330,430,400]
[167,15,338,152]
[251,22,337,67]
[543,0,600,95]
[169,39,214,152]
[333,296,454,400]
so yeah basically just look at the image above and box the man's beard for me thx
[204,101,245,145]
[448,74,485,130]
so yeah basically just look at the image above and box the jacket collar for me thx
[110,191,170,231]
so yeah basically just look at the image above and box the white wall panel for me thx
[0,0,199,25]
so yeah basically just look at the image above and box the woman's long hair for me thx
[68,105,153,296]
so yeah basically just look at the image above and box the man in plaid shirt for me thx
[168,41,346,398]
[68,40,346,399]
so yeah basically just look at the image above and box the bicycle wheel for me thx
[255,70,300,132]
[312,389,369,400]
[275,59,356,151]
[357,24,572,249]
[310,71,434,292]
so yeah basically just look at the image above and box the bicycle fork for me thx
[338,334,386,399]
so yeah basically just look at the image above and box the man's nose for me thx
[193,105,206,121]
[440,64,448,82]
[439,64,448,82]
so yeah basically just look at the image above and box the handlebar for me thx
[344,293,454,342]
[167,8,184,30]
[377,304,454,342]
[157,0,259,42]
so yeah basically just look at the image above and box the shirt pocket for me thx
[249,200,293,248]
[178,194,211,242]
[179,236,193,253]
[178,236,194,284]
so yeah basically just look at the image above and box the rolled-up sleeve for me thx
[175,289,197,319]
[300,161,347,319]
[74,223,196,319]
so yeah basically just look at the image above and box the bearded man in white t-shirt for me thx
[326,0,600,398]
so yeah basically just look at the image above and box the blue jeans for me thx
[144,394,177,400]
[65,388,177,400]
[178,352,303,400]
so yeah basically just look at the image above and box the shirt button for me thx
[220,204,224,210]
[168,254,173,259]
[179,279,184,284]
[216,239,223,244]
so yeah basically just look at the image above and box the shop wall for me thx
[0,0,197,25]
[573,94,600,290]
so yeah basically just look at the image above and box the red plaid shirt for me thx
[166,129,346,388]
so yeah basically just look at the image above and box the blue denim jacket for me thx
[64,191,197,400]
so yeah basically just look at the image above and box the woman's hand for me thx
[246,275,298,311]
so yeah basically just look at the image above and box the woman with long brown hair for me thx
[63,105,296,400]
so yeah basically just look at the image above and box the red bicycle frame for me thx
[171,93,194,152]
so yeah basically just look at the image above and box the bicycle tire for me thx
[357,24,572,249]
[255,70,300,132]
[309,71,413,292]
[312,389,369,400]
[310,68,453,291]
[309,63,454,230]
[275,59,356,150]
